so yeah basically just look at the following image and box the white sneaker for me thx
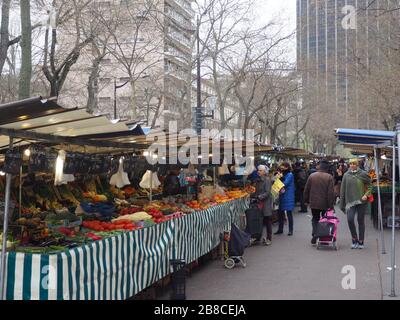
[262,237,267,245]
[266,240,272,246]
[351,242,359,249]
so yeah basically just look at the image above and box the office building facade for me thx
[297,0,397,129]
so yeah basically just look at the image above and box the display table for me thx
[2,197,249,300]
[371,185,400,229]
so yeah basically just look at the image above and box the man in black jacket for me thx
[294,162,308,213]
[304,160,336,245]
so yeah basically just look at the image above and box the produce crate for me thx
[134,287,157,300]
[387,216,400,228]
[170,259,186,300]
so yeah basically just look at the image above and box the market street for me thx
[161,208,400,300]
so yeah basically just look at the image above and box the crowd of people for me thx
[251,158,372,249]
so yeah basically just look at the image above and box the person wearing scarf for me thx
[340,158,372,249]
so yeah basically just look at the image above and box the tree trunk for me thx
[18,0,32,99]
[151,97,163,128]
[270,127,277,145]
[86,57,101,113]
[130,80,137,119]
[0,0,11,76]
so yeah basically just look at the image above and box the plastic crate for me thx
[387,216,400,228]
[170,259,186,300]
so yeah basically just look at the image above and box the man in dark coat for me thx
[304,159,335,245]
[294,162,308,213]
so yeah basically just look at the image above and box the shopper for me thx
[334,164,345,202]
[304,159,336,245]
[294,162,308,213]
[254,165,273,245]
[340,158,372,249]
[308,163,317,177]
[162,169,182,197]
[275,162,295,236]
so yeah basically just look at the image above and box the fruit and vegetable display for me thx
[0,171,252,254]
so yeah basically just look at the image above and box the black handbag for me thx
[28,145,47,172]
[63,152,76,174]
[4,148,23,175]
[109,157,120,176]
[44,150,58,173]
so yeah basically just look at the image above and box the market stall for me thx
[338,141,398,230]
[336,127,398,297]
[3,197,248,300]
[0,97,254,300]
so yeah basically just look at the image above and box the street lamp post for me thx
[196,16,202,136]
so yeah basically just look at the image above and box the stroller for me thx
[315,209,340,250]
[244,198,264,245]
[223,224,251,269]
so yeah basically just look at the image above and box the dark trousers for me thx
[347,204,367,242]
[311,209,327,237]
[263,216,272,241]
[277,210,293,233]
[298,188,307,212]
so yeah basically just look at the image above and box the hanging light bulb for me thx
[143,151,149,157]
[24,149,31,157]
[0,171,5,176]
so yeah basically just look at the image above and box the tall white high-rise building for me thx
[60,0,195,130]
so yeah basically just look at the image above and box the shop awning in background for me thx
[341,143,396,157]
[336,128,395,145]
[268,147,318,159]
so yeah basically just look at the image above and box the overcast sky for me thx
[255,0,297,61]
[256,0,296,27]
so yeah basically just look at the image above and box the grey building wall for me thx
[296,0,395,129]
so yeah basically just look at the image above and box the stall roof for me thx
[0,97,273,154]
[0,96,70,125]
[341,142,395,156]
[268,147,317,159]
[336,128,395,145]
[0,97,135,150]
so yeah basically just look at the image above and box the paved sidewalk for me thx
[377,227,400,300]
[162,208,388,300]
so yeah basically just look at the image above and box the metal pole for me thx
[213,167,216,188]
[150,171,153,203]
[374,146,386,254]
[19,166,22,219]
[0,137,14,300]
[389,142,397,297]
[114,78,117,120]
[196,16,202,136]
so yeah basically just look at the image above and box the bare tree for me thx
[18,0,32,99]
[39,0,94,97]
[197,0,255,130]
[93,0,165,119]
[0,0,13,76]
[347,1,400,130]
